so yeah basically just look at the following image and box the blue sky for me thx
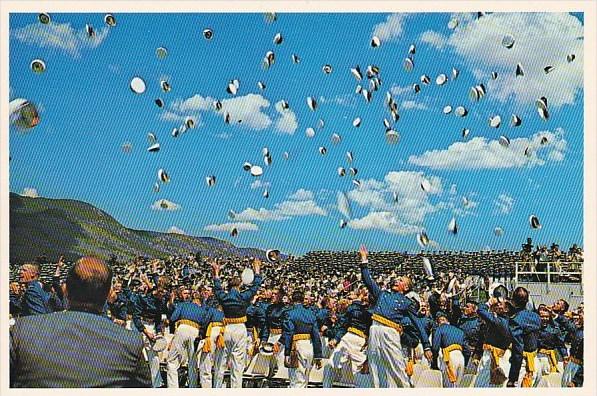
[9,12,584,255]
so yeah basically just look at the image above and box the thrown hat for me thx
[130,76,146,94]
[38,13,51,24]
[203,28,213,40]
[371,36,381,48]
[30,59,46,74]
[104,14,116,27]
[266,249,280,263]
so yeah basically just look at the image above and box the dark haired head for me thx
[292,290,304,303]
[228,276,242,289]
[511,286,529,309]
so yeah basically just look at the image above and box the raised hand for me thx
[359,244,369,263]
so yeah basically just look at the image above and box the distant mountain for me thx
[9,193,265,264]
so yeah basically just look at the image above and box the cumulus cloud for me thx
[171,95,214,112]
[167,226,186,235]
[408,128,567,170]
[372,14,408,42]
[203,222,259,232]
[401,100,428,110]
[495,193,515,214]
[159,110,188,122]
[13,22,110,58]
[21,187,39,198]
[274,101,298,134]
[432,13,583,106]
[345,171,444,235]
[234,189,326,222]
[420,30,448,50]
[151,199,181,211]
[348,212,420,235]
[288,188,314,201]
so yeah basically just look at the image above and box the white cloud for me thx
[167,226,186,235]
[13,22,110,58]
[171,95,215,112]
[494,193,515,214]
[420,30,448,50]
[408,128,567,170]
[159,111,187,122]
[372,14,408,42]
[250,180,271,190]
[220,94,272,130]
[401,100,428,110]
[170,93,298,134]
[439,13,583,107]
[151,199,181,211]
[203,222,259,232]
[274,101,298,134]
[234,208,290,222]
[348,212,420,235]
[287,189,314,201]
[21,187,39,198]
[234,189,326,222]
[346,171,443,234]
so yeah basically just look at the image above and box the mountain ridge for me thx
[9,192,265,264]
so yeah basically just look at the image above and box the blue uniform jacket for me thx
[508,308,541,383]
[334,300,372,343]
[213,274,263,318]
[554,315,582,361]
[477,303,512,350]
[109,292,129,321]
[170,301,211,328]
[206,306,225,323]
[431,322,467,370]
[20,281,52,317]
[538,321,568,359]
[361,266,431,349]
[458,315,481,363]
[261,303,290,342]
[246,303,267,338]
[132,292,169,333]
[282,304,323,359]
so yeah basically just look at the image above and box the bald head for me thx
[66,257,112,312]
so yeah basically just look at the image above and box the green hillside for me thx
[9,193,264,264]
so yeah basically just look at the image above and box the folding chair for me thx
[267,362,289,388]
[243,353,270,387]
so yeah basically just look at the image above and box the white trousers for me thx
[198,325,226,388]
[267,333,285,377]
[473,348,511,388]
[289,339,314,388]
[166,324,199,388]
[224,323,248,388]
[141,323,164,388]
[323,332,370,388]
[561,361,581,387]
[367,323,410,388]
[438,350,465,388]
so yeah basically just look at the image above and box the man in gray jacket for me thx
[10,257,151,388]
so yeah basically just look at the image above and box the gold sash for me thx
[443,344,463,383]
[538,348,559,373]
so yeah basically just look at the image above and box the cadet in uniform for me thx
[246,300,266,363]
[132,275,170,387]
[474,297,512,387]
[211,258,263,388]
[555,310,583,387]
[507,287,541,387]
[198,304,226,388]
[108,280,129,327]
[282,290,323,388]
[456,300,481,367]
[261,288,290,376]
[323,286,372,388]
[431,311,466,387]
[358,245,432,387]
[166,295,210,388]
[536,305,567,377]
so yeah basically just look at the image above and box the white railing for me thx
[515,261,582,293]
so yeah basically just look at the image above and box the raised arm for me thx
[211,261,227,303]
[358,245,382,300]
